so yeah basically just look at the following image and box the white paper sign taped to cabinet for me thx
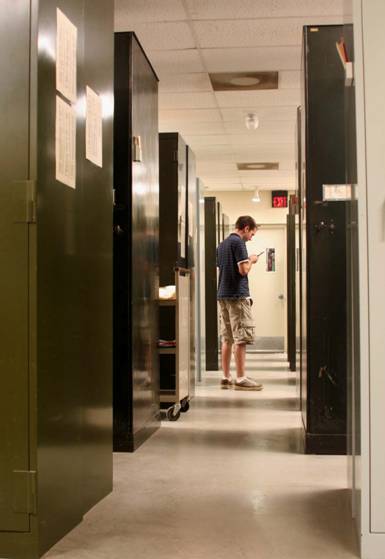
[56,8,77,103]
[56,96,76,189]
[86,86,103,167]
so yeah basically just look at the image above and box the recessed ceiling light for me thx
[230,77,261,87]
[237,162,279,171]
[209,72,278,91]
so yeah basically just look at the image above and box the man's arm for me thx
[238,254,258,276]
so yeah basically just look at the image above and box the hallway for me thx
[45,354,358,559]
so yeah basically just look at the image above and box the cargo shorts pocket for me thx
[231,299,255,344]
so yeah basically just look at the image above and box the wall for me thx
[353,0,385,556]
[207,190,291,349]
[209,190,290,226]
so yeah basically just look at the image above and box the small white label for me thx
[323,184,352,201]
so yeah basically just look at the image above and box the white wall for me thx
[208,190,290,348]
[354,0,385,556]
[209,190,290,226]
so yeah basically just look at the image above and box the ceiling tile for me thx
[183,134,231,146]
[194,19,297,49]
[227,133,294,145]
[148,50,205,76]
[159,73,213,93]
[215,89,301,108]
[115,0,187,23]
[159,91,217,109]
[193,17,344,49]
[160,121,226,135]
[159,108,222,122]
[279,70,301,89]
[185,0,345,20]
[203,183,244,191]
[119,22,195,50]
[202,47,302,73]
[220,106,297,122]
[223,120,295,134]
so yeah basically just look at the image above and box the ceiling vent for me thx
[209,72,278,91]
[237,162,279,171]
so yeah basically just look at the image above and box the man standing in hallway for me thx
[216,215,263,391]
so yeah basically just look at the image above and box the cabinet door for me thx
[0,0,31,532]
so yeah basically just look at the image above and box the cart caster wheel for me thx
[166,407,181,421]
[180,400,190,413]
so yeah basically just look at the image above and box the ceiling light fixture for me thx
[245,113,259,130]
[252,189,261,203]
[230,76,261,87]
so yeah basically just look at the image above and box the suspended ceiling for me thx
[115,0,347,192]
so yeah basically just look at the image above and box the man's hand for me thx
[249,254,259,264]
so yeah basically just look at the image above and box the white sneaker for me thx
[234,377,263,391]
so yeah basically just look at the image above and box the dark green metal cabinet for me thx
[0,1,114,557]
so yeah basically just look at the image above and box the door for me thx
[247,226,287,352]
[0,0,32,532]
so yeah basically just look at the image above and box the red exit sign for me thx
[272,190,288,208]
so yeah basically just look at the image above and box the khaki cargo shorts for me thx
[218,298,255,345]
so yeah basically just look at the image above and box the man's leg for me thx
[233,342,246,378]
[221,340,233,378]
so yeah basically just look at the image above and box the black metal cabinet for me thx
[204,197,220,371]
[159,133,188,284]
[301,25,348,454]
[187,146,197,396]
[113,32,160,452]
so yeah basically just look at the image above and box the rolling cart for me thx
[158,268,191,421]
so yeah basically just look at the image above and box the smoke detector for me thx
[245,113,259,130]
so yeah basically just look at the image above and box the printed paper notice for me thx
[56,96,76,189]
[56,8,77,103]
[86,86,103,167]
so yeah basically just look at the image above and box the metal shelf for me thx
[158,299,176,306]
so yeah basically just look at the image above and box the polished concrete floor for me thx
[45,353,358,559]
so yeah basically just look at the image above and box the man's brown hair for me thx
[235,215,259,231]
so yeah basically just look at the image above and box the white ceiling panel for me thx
[197,171,239,180]
[223,120,295,134]
[124,22,195,50]
[215,89,301,108]
[220,106,297,122]
[159,91,217,109]
[239,170,295,180]
[148,50,205,76]
[159,73,213,93]
[202,46,302,72]
[183,134,231,146]
[237,182,295,192]
[185,0,345,20]
[279,70,301,89]
[203,183,244,191]
[197,159,237,169]
[227,133,294,145]
[115,0,187,23]
[159,108,222,123]
[193,17,344,49]
[160,121,226,135]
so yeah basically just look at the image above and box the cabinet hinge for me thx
[12,180,37,224]
[13,470,37,515]
[172,150,178,162]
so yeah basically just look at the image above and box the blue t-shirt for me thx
[216,233,250,299]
